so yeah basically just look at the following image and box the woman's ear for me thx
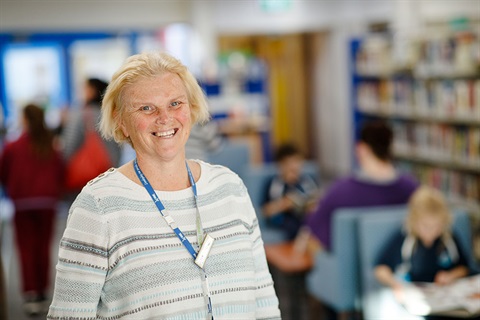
[118,114,129,139]
[114,109,129,139]
[120,120,129,139]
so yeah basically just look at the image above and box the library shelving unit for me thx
[351,27,480,215]
[201,53,272,163]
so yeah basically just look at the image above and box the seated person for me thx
[306,120,418,251]
[262,143,319,241]
[374,186,473,319]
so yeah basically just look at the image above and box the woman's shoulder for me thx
[395,172,420,188]
[71,168,143,216]
[323,176,357,195]
[3,133,28,148]
[380,230,407,254]
[82,167,141,196]
[198,160,241,178]
[197,160,246,190]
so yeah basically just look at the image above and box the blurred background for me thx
[0,0,479,319]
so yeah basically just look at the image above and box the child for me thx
[374,186,470,305]
[262,143,318,240]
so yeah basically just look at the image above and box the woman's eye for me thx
[171,101,181,108]
[140,105,152,111]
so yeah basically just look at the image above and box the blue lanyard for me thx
[133,159,214,319]
[133,159,199,259]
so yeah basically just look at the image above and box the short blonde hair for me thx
[405,185,452,237]
[100,52,210,144]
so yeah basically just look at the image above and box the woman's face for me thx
[414,213,445,247]
[120,73,192,162]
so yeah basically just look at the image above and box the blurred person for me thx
[61,78,122,189]
[0,102,6,148]
[0,103,6,318]
[260,143,318,320]
[262,143,319,240]
[185,121,225,161]
[0,186,6,320]
[0,104,64,317]
[48,52,281,319]
[374,186,472,319]
[307,120,419,252]
[0,254,5,320]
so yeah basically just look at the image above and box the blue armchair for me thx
[207,139,251,179]
[306,205,407,318]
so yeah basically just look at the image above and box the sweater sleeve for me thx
[306,186,338,251]
[47,190,109,319]
[242,182,282,319]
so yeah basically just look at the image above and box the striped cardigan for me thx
[48,161,281,319]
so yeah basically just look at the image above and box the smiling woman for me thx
[118,73,193,167]
[47,51,281,320]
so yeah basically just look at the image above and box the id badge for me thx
[195,234,215,269]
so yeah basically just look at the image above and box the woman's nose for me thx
[156,108,171,124]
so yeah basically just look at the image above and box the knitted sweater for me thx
[47,161,281,320]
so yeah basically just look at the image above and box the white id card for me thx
[195,233,214,269]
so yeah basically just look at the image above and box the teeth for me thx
[154,129,175,137]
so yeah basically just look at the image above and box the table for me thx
[264,241,314,319]
[264,241,313,273]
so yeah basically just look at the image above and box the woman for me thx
[48,52,281,319]
[307,121,418,252]
[0,104,64,316]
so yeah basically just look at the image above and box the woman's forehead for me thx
[123,74,187,100]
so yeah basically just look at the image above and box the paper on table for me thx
[402,274,480,316]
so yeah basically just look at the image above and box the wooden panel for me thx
[218,33,312,158]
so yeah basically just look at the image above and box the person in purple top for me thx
[306,120,419,251]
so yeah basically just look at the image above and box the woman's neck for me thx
[360,158,396,181]
[121,156,199,191]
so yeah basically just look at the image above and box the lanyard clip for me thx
[195,233,215,269]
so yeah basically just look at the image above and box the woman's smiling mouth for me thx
[152,128,178,138]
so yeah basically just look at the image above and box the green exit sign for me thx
[259,0,292,12]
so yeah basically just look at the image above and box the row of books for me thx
[415,31,479,78]
[392,123,480,169]
[356,79,480,120]
[396,161,479,205]
[355,30,479,77]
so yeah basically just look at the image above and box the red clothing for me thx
[14,209,56,293]
[0,133,64,209]
[0,133,64,296]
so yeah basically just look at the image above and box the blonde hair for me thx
[100,51,210,144]
[405,185,452,237]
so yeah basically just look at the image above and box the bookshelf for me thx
[201,52,272,163]
[351,27,480,214]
